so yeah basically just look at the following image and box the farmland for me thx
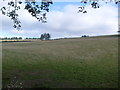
[2,36,118,88]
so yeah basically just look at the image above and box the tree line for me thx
[0,33,51,40]
[26,33,51,40]
[0,37,22,40]
[0,34,90,40]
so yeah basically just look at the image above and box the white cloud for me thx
[0,2,118,38]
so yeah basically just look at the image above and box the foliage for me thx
[81,35,89,37]
[1,0,22,30]
[1,0,119,30]
[1,0,53,30]
[0,37,22,40]
[40,33,51,40]
[78,0,119,13]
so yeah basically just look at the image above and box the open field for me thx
[2,36,118,88]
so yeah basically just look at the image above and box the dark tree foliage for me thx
[40,34,44,40]
[78,0,119,13]
[82,35,89,37]
[40,33,51,40]
[24,0,53,22]
[1,0,119,30]
[1,0,22,30]
[1,0,53,30]
[1,37,23,40]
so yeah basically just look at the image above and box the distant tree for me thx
[44,33,47,40]
[7,38,11,40]
[15,37,18,39]
[40,33,51,40]
[82,35,89,37]
[4,37,7,40]
[29,38,32,39]
[18,37,22,39]
[40,34,45,40]
[33,37,38,39]
[11,37,17,39]
[47,33,51,40]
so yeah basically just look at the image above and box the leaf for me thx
[2,11,5,15]
[13,25,17,28]
[18,1,22,4]
[83,11,87,13]
[46,8,49,12]
[36,5,39,8]
[3,7,6,10]
[18,25,21,27]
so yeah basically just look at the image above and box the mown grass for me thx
[2,36,118,88]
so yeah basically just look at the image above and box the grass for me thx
[2,36,118,88]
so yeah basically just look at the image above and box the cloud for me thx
[0,2,118,38]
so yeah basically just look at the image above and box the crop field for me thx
[2,36,118,88]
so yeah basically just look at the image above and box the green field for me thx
[2,36,118,88]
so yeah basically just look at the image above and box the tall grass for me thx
[2,36,118,88]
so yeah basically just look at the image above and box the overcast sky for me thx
[0,1,118,39]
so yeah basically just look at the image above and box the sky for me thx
[0,0,118,39]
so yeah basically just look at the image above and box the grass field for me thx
[2,36,118,88]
